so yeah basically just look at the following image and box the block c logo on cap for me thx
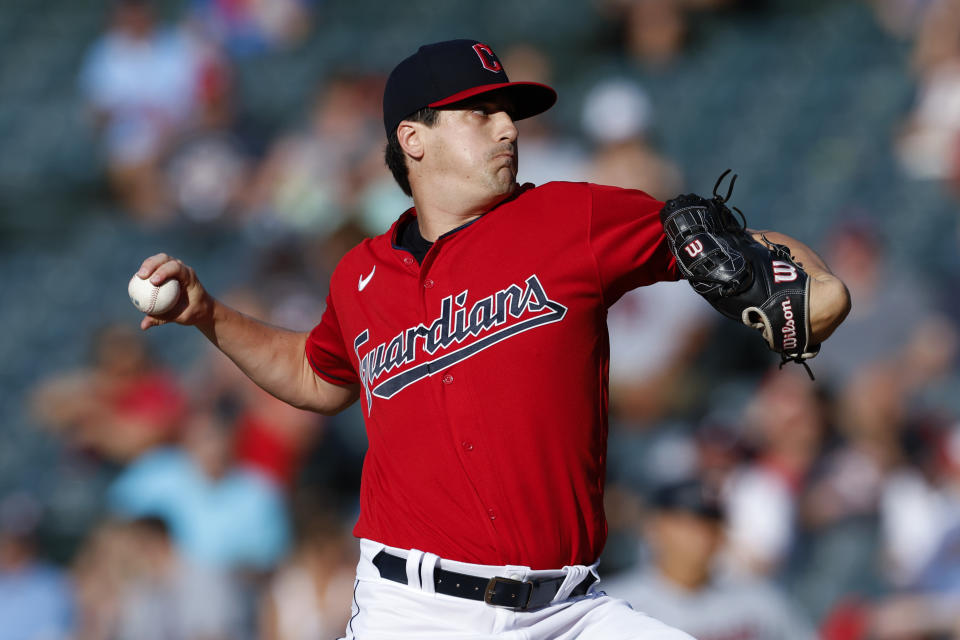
[472,43,502,73]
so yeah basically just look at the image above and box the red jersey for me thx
[306,181,678,569]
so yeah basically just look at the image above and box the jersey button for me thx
[487,508,496,520]
[423,279,435,289]
[442,374,454,384]
[402,256,415,266]
[461,441,473,451]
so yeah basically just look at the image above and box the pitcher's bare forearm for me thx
[134,253,358,414]
[195,301,356,413]
[749,230,851,343]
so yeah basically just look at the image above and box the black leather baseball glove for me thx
[659,171,819,376]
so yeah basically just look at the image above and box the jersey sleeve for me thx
[587,183,680,307]
[305,292,360,386]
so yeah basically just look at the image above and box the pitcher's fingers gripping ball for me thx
[659,170,819,375]
[129,253,210,331]
[128,273,180,315]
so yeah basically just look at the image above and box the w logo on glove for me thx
[772,261,798,283]
[684,240,704,258]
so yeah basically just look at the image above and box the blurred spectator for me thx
[602,478,816,640]
[215,368,321,488]
[595,0,688,67]
[72,521,131,640]
[189,286,326,487]
[0,493,74,640]
[595,0,763,68]
[607,281,714,426]
[869,592,960,640]
[896,0,960,184]
[259,509,356,640]
[601,423,735,575]
[812,219,949,386]
[161,48,252,225]
[868,0,939,39]
[695,421,748,488]
[869,431,960,639]
[31,323,187,464]
[500,43,590,186]
[899,314,960,403]
[189,0,314,57]
[723,366,829,577]
[243,73,383,239]
[115,517,244,640]
[581,77,683,200]
[303,219,374,285]
[71,517,243,640]
[793,363,906,621]
[896,62,960,183]
[78,0,213,222]
[803,363,906,531]
[579,100,709,499]
[624,0,687,66]
[108,409,291,571]
[904,423,960,590]
[189,284,365,515]
[910,0,960,77]
[164,126,251,224]
[880,419,960,588]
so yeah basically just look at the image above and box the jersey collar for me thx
[389,182,535,252]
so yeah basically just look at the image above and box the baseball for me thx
[128,274,180,316]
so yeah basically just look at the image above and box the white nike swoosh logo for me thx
[358,266,376,291]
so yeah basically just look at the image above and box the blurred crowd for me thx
[886,0,960,193]
[7,0,960,639]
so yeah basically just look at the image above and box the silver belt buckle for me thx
[484,576,531,610]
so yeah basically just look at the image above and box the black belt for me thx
[372,550,597,611]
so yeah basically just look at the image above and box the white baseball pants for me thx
[338,539,693,640]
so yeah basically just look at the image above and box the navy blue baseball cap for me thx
[650,479,725,521]
[383,39,557,136]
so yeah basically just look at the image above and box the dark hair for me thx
[384,107,440,197]
[130,515,171,539]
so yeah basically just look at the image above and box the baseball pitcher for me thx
[134,39,850,639]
